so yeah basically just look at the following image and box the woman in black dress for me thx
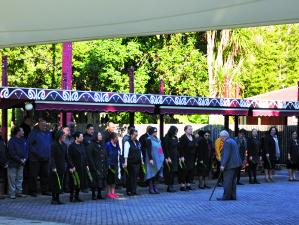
[87,131,108,200]
[263,127,280,182]
[68,131,89,202]
[197,130,213,189]
[163,126,179,193]
[247,128,262,184]
[178,125,196,191]
[50,130,68,204]
[287,131,299,181]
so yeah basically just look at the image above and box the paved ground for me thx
[0,170,298,225]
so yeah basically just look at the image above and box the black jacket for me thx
[87,141,108,179]
[50,141,68,175]
[247,137,261,163]
[68,142,89,189]
[179,134,196,170]
[263,135,278,161]
[197,138,213,167]
[139,133,150,160]
[288,139,299,163]
[162,134,179,172]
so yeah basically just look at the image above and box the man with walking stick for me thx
[216,130,242,201]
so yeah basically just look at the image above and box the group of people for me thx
[0,118,298,203]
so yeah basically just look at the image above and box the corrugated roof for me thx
[247,86,298,101]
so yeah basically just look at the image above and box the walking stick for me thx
[209,171,223,201]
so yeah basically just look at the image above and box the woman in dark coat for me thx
[247,128,262,184]
[50,130,68,204]
[163,126,179,193]
[178,125,196,191]
[197,130,213,189]
[263,127,280,182]
[68,131,89,202]
[86,131,108,200]
[287,131,299,181]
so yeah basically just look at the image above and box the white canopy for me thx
[1,0,299,48]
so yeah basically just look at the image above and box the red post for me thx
[60,42,73,127]
[128,66,135,127]
[2,56,8,142]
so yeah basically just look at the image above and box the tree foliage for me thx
[1,24,299,124]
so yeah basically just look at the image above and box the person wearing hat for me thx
[145,127,164,194]
[50,130,68,204]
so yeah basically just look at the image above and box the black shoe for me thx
[180,187,186,191]
[42,192,51,196]
[198,186,205,189]
[30,193,37,197]
[92,195,97,200]
[186,186,192,191]
[204,185,211,189]
[51,200,59,205]
[217,197,231,201]
[254,180,260,184]
[149,189,156,194]
[237,182,244,185]
[249,180,254,184]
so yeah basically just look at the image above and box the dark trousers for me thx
[248,162,257,181]
[29,160,49,194]
[178,168,193,184]
[165,171,175,186]
[126,164,140,194]
[223,168,238,200]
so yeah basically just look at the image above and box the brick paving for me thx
[0,171,298,225]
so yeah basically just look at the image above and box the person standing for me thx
[105,132,121,198]
[68,131,89,202]
[247,129,262,184]
[287,131,299,181]
[7,127,27,199]
[0,127,7,200]
[86,131,108,200]
[20,116,32,139]
[234,129,247,185]
[83,124,95,147]
[163,126,179,193]
[217,130,242,201]
[178,125,196,191]
[50,130,68,204]
[215,136,224,186]
[197,130,213,189]
[63,126,74,148]
[123,129,143,196]
[138,126,151,185]
[145,127,164,194]
[28,119,52,196]
[263,127,280,182]
[103,122,116,144]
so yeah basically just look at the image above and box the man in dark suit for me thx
[217,130,242,201]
